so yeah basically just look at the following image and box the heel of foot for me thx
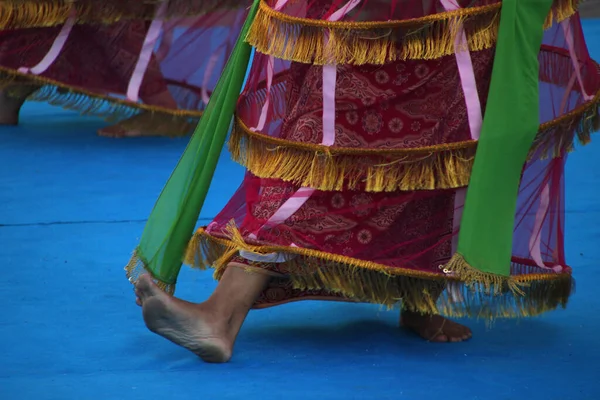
[140,295,233,363]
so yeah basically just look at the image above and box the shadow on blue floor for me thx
[1,21,600,400]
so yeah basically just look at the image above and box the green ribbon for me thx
[451,0,553,280]
[128,0,259,288]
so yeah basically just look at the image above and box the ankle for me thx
[0,90,25,112]
[198,301,249,343]
[401,309,433,321]
[195,301,233,329]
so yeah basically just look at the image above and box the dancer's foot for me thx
[135,274,233,363]
[98,113,155,138]
[0,89,27,125]
[400,310,472,343]
[97,112,193,138]
[0,83,41,125]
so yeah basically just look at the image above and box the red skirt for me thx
[187,44,586,317]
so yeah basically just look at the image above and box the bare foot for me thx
[0,85,40,125]
[135,274,233,363]
[400,311,472,343]
[98,113,154,138]
[0,90,26,125]
[98,112,193,138]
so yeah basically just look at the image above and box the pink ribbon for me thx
[246,0,359,247]
[528,20,594,272]
[202,50,224,105]
[321,65,337,146]
[250,55,275,132]
[250,0,291,131]
[273,0,290,9]
[321,0,361,145]
[201,12,245,105]
[528,183,563,272]
[18,9,77,75]
[561,19,594,101]
[126,1,169,102]
[259,187,316,230]
[155,19,182,62]
[440,0,480,256]
[440,0,482,140]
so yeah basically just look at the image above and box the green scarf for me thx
[445,0,553,292]
[126,0,259,292]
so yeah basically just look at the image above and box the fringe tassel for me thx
[538,47,579,88]
[184,228,574,319]
[442,253,526,296]
[246,0,579,65]
[125,250,176,295]
[241,76,289,121]
[544,0,581,28]
[0,0,246,29]
[229,118,476,192]
[0,67,201,136]
[531,87,600,159]
[230,82,599,192]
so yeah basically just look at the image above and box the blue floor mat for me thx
[1,20,600,400]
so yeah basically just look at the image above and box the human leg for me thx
[0,83,40,125]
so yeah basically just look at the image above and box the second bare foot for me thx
[400,310,472,343]
[0,90,25,125]
[97,112,193,138]
[0,84,40,125]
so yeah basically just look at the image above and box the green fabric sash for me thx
[445,0,553,292]
[126,0,259,292]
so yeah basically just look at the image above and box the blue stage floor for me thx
[2,21,600,400]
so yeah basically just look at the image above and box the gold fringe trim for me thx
[442,253,526,296]
[183,227,573,319]
[246,0,579,65]
[125,250,176,295]
[538,46,582,89]
[0,0,246,29]
[230,117,476,192]
[230,85,600,191]
[0,66,201,136]
[531,79,600,159]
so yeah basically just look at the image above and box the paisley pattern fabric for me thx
[279,50,494,148]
